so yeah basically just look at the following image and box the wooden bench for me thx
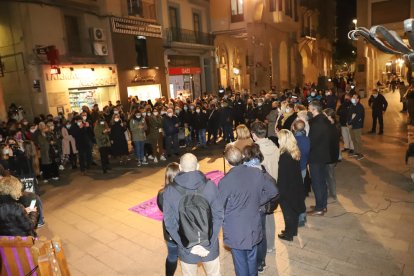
[0,236,70,276]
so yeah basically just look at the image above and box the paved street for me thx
[37,91,414,276]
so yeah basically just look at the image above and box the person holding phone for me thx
[0,176,38,236]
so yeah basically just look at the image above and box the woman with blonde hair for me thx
[0,176,38,236]
[233,124,253,151]
[276,129,306,241]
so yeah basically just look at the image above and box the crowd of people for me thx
[0,78,404,275]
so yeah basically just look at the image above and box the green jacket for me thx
[38,134,51,165]
[129,117,146,141]
[94,123,111,148]
[147,115,163,138]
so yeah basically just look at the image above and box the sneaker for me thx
[160,156,167,161]
[153,157,158,163]
[59,165,65,171]
[52,177,59,181]
[37,222,45,228]
[258,264,267,273]
[43,179,48,183]
[142,160,148,165]
[143,157,147,163]
[137,161,142,167]
[148,155,154,160]
[356,154,365,160]
[266,248,275,253]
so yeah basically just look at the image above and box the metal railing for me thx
[166,28,214,46]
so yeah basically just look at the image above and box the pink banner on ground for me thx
[129,171,225,221]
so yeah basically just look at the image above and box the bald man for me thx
[163,153,224,276]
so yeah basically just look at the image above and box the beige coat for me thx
[255,138,280,181]
[61,127,78,155]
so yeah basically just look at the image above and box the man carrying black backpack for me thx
[163,153,224,276]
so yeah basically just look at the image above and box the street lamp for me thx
[352,19,357,28]
[348,18,414,83]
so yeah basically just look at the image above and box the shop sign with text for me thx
[168,67,202,75]
[111,17,162,38]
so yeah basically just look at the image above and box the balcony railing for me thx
[301,29,317,38]
[166,28,214,46]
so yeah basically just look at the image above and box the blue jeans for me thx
[166,240,178,276]
[309,163,328,211]
[133,141,145,161]
[198,129,206,146]
[256,213,266,267]
[231,245,258,276]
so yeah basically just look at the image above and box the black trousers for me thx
[280,202,299,237]
[207,127,218,143]
[372,112,384,132]
[99,147,111,172]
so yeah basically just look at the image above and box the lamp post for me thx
[348,18,414,84]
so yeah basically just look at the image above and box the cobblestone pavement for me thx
[37,91,414,275]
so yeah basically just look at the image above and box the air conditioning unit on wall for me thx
[90,27,106,41]
[93,42,108,56]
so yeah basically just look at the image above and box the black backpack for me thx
[173,182,213,249]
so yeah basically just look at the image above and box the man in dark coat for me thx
[207,104,220,144]
[307,100,331,216]
[219,145,278,275]
[347,94,365,160]
[233,93,245,127]
[162,108,180,157]
[69,116,93,173]
[219,102,234,143]
[368,89,388,135]
[163,153,223,274]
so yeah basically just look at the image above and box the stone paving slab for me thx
[36,92,414,275]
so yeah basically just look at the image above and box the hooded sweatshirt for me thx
[255,138,280,181]
[163,170,224,264]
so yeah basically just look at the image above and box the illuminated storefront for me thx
[168,67,202,99]
[41,64,120,115]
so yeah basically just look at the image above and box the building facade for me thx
[210,0,335,94]
[356,0,414,94]
[0,0,120,119]
[160,0,216,99]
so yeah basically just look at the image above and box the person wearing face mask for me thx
[90,104,100,125]
[219,101,234,143]
[347,94,365,160]
[162,108,180,157]
[307,100,331,216]
[255,99,268,122]
[61,120,78,169]
[307,90,322,104]
[129,110,148,166]
[325,90,338,110]
[245,99,257,127]
[110,115,129,164]
[94,117,112,173]
[37,125,59,182]
[193,106,208,148]
[265,101,279,139]
[281,103,298,130]
[147,109,166,163]
[337,94,354,154]
[69,116,93,174]
[207,104,220,145]
[368,89,388,135]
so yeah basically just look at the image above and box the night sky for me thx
[334,0,357,63]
